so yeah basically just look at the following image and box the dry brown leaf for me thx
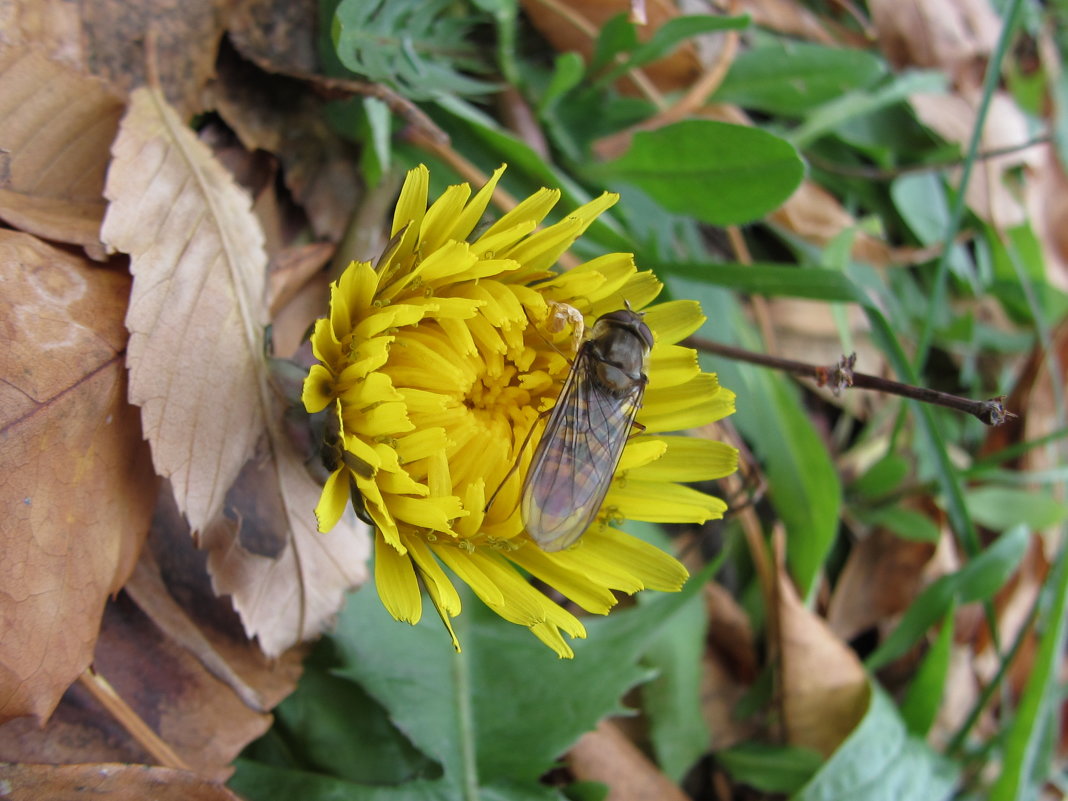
[0,763,242,800]
[739,0,867,46]
[0,0,230,119]
[0,45,123,260]
[211,38,362,243]
[199,435,371,657]
[869,0,1000,77]
[0,232,156,723]
[568,719,690,801]
[1026,146,1068,293]
[0,483,306,774]
[776,559,868,756]
[768,180,941,268]
[927,645,981,748]
[705,581,758,682]
[827,529,937,643]
[268,242,335,318]
[226,0,320,76]
[102,86,268,534]
[520,0,702,95]
[910,91,1042,230]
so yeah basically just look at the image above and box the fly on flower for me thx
[522,306,654,551]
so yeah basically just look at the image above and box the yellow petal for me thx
[314,468,351,533]
[643,300,705,345]
[549,541,646,593]
[395,427,450,463]
[378,470,429,496]
[354,304,430,339]
[337,260,378,314]
[309,317,342,367]
[408,536,461,616]
[605,479,727,523]
[640,384,736,433]
[415,240,479,284]
[346,401,414,438]
[339,371,404,408]
[626,436,739,482]
[616,438,669,472]
[586,271,663,319]
[581,526,689,591]
[433,543,506,606]
[450,164,506,242]
[390,494,465,532]
[471,222,538,258]
[531,623,575,659]
[392,164,429,239]
[420,183,471,253]
[302,364,336,413]
[511,192,619,273]
[375,531,422,624]
[647,344,701,388]
[478,187,560,241]
[508,545,617,614]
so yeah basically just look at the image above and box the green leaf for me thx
[236,562,715,800]
[590,13,638,74]
[963,485,1068,532]
[539,52,586,114]
[714,43,886,115]
[638,527,710,781]
[793,684,959,801]
[600,15,750,84]
[588,121,804,225]
[849,454,910,500]
[790,70,947,148]
[899,606,955,737]
[716,743,822,794]
[255,641,439,784]
[990,537,1068,801]
[857,506,941,543]
[333,0,496,100]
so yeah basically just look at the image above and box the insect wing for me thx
[522,348,644,551]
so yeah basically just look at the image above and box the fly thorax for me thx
[589,331,647,394]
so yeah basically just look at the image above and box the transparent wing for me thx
[521,349,644,551]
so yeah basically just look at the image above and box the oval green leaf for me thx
[590,120,804,225]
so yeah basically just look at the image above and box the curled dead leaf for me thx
[869,0,1001,78]
[775,558,869,756]
[0,231,155,723]
[0,45,124,260]
[827,528,938,643]
[568,719,690,801]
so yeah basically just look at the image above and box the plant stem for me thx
[685,336,1014,426]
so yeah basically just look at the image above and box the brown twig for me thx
[79,668,190,770]
[806,135,1051,181]
[687,337,1015,426]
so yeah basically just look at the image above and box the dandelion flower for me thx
[303,165,737,657]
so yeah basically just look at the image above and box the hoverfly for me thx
[521,306,654,551]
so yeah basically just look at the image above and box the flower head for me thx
[303,165,737,657]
